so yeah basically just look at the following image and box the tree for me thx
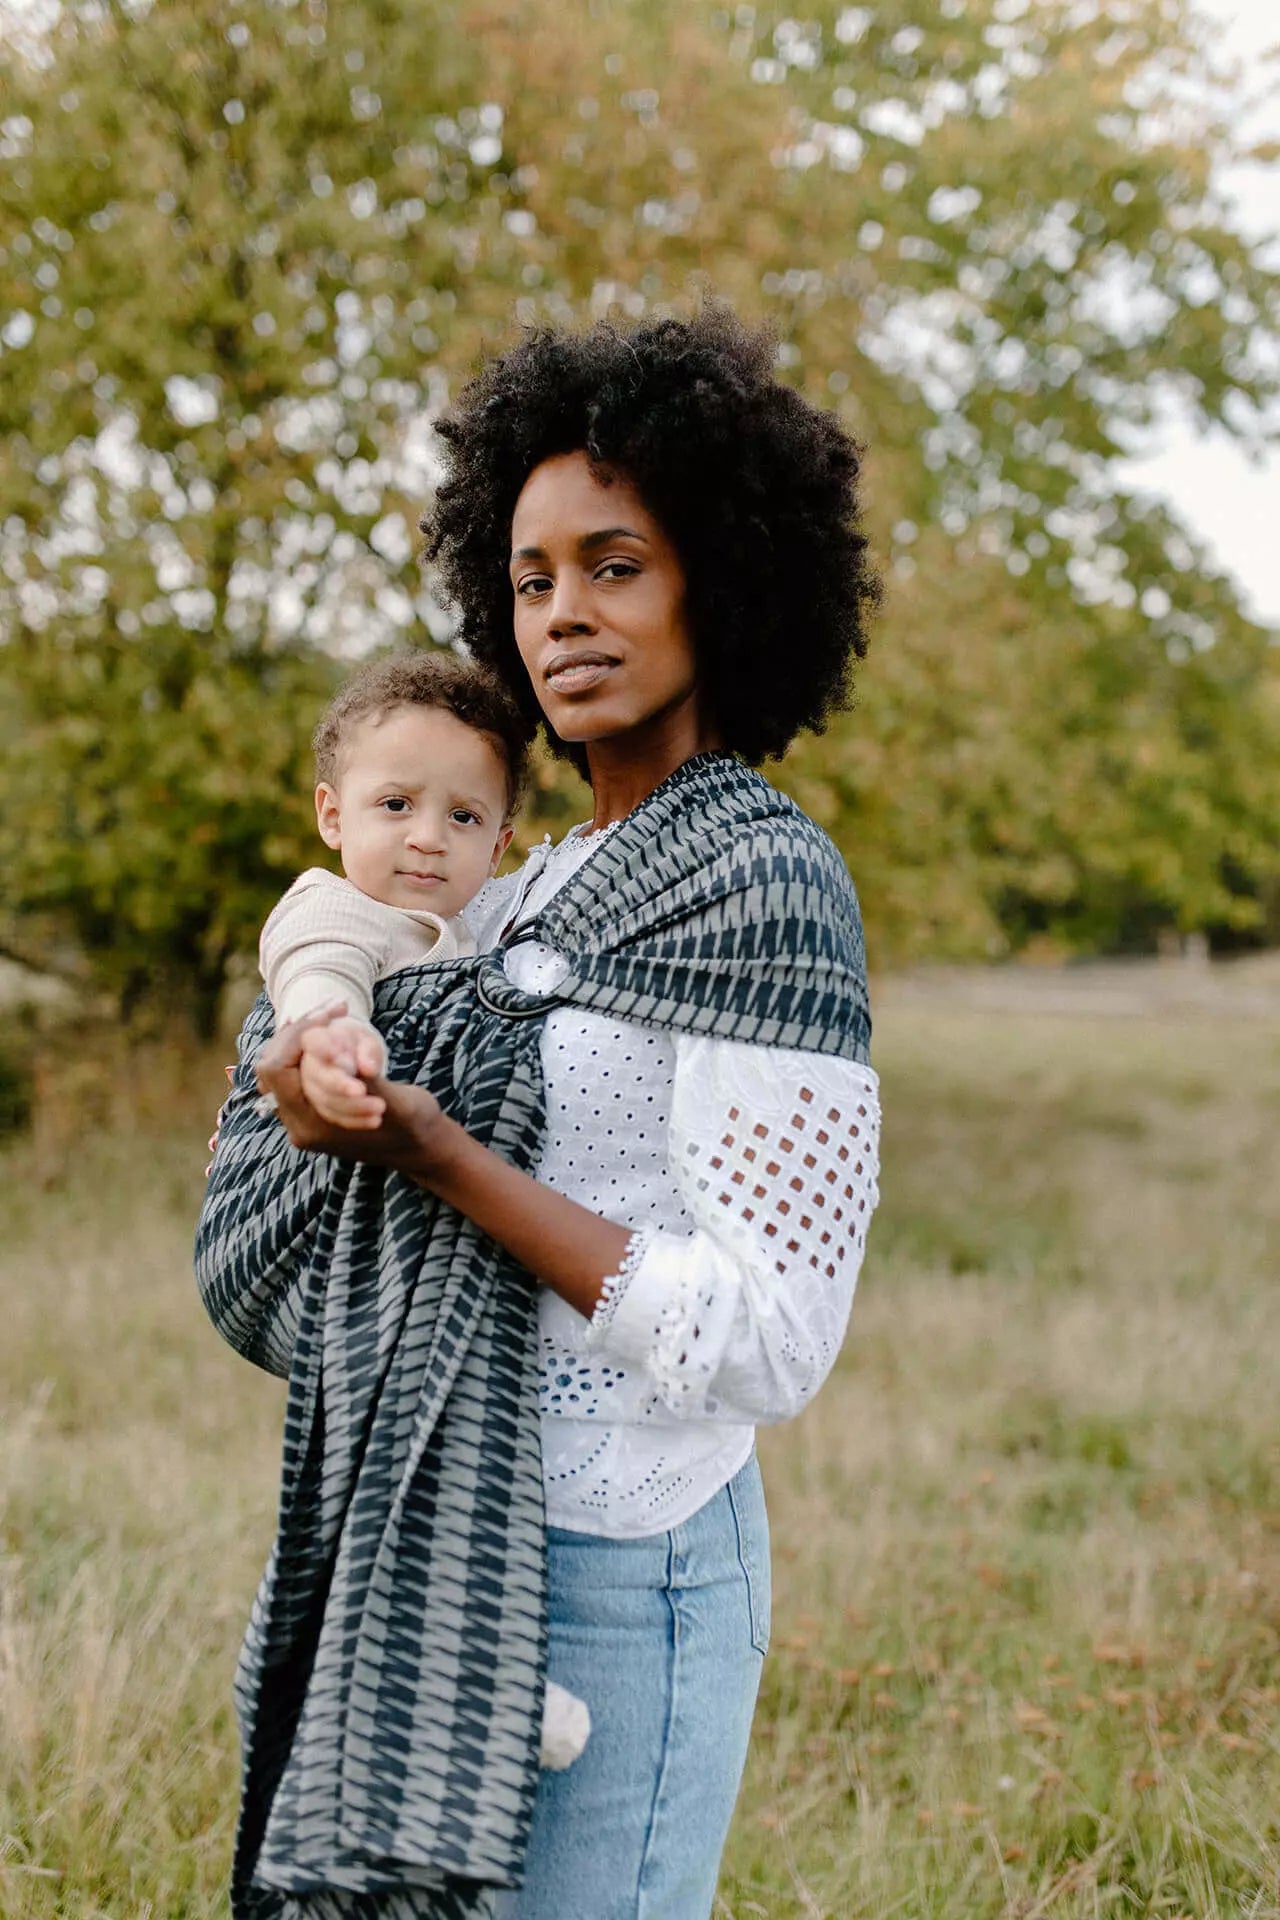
[0,0,524,1026]
[1,0,1277,1023]
[480,0,1280,958]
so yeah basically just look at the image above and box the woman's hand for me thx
[254,1004,449,1174]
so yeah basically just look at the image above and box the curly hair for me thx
[312,649,534,818]
[422,306,879,774]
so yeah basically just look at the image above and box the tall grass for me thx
[1,998,1277,1918]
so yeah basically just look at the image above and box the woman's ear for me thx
[315,783,343,851]
[490,824,515,874]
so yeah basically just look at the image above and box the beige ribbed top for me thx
[258,867,475,1026]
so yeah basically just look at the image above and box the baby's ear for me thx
[315,783,343,850]
[490,823,515,874]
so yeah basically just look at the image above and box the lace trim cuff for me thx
[587,1228,656,1345]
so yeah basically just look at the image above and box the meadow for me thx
[1,980,1277,1918]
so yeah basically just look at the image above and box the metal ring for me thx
[473,972,563,1021]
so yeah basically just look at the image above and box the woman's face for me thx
[508,450,710,757]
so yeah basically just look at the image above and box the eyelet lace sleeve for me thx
[584,1035,881,1423]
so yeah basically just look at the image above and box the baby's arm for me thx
[261,878,396,1125]
[260,878,386,1027]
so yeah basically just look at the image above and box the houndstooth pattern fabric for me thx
[194,752,871,1919]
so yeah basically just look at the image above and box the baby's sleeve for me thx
[259,880,390,1027]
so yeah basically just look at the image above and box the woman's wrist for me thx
[398,1092,487,1195]
[396,1100,626,1317]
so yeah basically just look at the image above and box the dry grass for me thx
[1,995,1278,1918]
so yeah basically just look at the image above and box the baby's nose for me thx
[405,814,446,848]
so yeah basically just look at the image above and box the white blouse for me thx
[463,825,882,1539]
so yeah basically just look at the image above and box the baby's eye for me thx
[381,796,411,814]
[450,807,481,826]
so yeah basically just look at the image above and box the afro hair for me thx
[422,305,879,774]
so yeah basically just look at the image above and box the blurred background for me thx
[1,0,1278,1033]
[1,3,1277,1916]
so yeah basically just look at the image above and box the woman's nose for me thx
[547,575,594,636]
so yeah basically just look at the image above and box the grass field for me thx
[1,984,1277,1918]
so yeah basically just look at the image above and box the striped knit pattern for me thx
[195,752,871,1920]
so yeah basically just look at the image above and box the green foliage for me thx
[0,0,1278,1012]
[0,0,514,1025]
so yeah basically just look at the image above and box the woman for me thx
[197,306,882,1920]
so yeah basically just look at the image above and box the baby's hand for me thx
[298,1017,387,1130]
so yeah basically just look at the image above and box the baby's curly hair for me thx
[312,649,533,819]
[422,305,879,772]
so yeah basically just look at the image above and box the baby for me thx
[258,648,590,1770]
[260,649,525,1128]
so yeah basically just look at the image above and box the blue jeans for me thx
[496,1454,770,1920]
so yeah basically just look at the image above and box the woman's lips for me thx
[545,652,617,694]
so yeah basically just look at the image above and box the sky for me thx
[1123,0,1280,627]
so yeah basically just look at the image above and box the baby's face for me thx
[316,704,513,919]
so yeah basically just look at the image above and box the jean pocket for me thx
[726,1460,771,1656]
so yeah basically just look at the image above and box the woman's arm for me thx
[258,1018,880,1418]
[263,1017,631,1314]
[581,1036,881,1424]
[410,1103,630,1313]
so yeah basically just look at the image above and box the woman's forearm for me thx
[256,1019,629,1318]
[411,1109,629,1319]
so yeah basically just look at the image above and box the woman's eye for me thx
[597,560,638,582]
[516,574,552,598]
